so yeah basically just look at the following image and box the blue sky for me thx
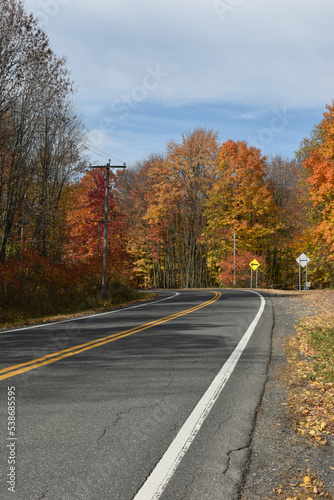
[24,0,334,167]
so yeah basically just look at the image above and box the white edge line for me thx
[0,292,180,335]
[133,290,265,500]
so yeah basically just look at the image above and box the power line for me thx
[86,145,125,165]
[88,147,109,161]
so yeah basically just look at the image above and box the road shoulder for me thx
[241,292,334,499]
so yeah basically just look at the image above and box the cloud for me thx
[25,0,334,107]
[23,0,334,163]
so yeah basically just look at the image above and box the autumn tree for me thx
[143,128,219,288]
[265,155,300,209]
[63,168,131,279]
[296,120,326,163]
[207,140,279,286]
[298,101,334,286]
[218,250,265,288]
[262,155,307,286]
[0,0,86,261]
[115,155,162,287]
[32,104,87,259]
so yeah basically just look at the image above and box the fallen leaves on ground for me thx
[273,290,334,499]
[273,468,333,499]
[284,291,334,445]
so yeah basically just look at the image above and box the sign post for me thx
[296,253,310,291]
[249,259,260,289]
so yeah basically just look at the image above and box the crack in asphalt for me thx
[222,445,249,477]
[169,422,178,434]
[97,426,108,441]
[38,487,50,499]
[111,372,176,431]
[173,416,234,499]
[165,371,174,390]
[216,412,232,432]
[111,402,161,428]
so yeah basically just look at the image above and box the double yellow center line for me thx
[0,292,221,381]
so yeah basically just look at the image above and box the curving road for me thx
[0,289,273,500]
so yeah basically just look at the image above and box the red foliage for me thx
[0,250,100,295]
[218,250,265,287]
[62,169,132,279]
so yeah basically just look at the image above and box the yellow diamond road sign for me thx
[249,259,260,270]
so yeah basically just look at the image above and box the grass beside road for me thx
[286,291,334,445]
[277,290,334,499]
[0,290,158,330]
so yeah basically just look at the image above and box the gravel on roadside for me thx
[241,291,334,499]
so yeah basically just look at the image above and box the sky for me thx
[24,0,334,167]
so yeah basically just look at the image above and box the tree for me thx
[144,128,219,288]
[265,155,299,209]
[32,104,87,259]
[302,101,334,259]
[218,250,265,288]
[263,155,308,286]
[63,168,131,279]
[296,121,325,163]
[207,140,279,286]
[115,155,162,287]
[0,0,85,261]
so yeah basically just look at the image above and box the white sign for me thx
[296,253,310,268]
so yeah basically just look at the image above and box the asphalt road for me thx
[0,289,273,500]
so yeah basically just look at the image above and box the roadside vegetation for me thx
[274,290,334,499]
[286,291,334,445]
[0,250,154,329]
[1,1,334,300]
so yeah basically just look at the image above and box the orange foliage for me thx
[143,129,219,287]
[304,101,334,257]
[208,140,278,254]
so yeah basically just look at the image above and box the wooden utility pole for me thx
[90,220,102,255]
[92,161,126,298]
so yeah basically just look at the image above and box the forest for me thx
[1,0,334,321]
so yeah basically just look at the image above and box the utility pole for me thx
[92,161,126,298]
[90,220,103,255]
